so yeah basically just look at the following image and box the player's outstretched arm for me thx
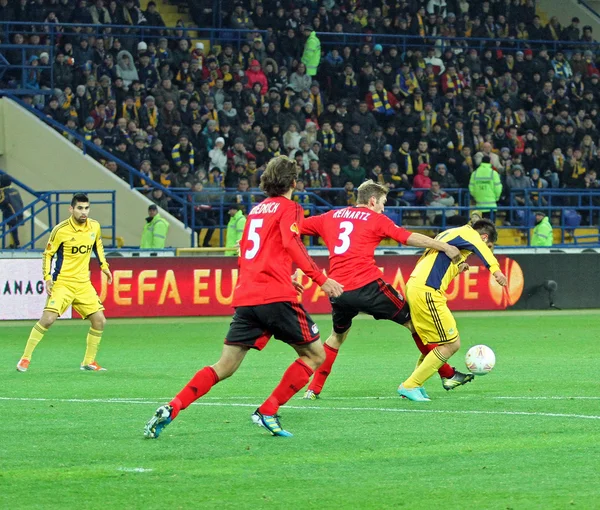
[299,214,325,236]
[405,233,462,263]
[281,206,344,297]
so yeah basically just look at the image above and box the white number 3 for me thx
[334,221,354,254]
[244,218,263,259]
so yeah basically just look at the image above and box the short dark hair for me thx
[260,156,299,197]
[473,219,498,244]
[71,193,89,207]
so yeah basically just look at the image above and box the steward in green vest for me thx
[226,203,247,256]
[531,211,553,247]
[469,156,502,212]
[140,205,169,249]
[301,27,321,77]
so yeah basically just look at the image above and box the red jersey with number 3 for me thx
[233,196,328,307]
[301,207,412,291]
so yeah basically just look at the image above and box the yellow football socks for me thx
[403,348,448,388]
[22,322,48,360]
[415,353,425,369]
[82,328,103,365]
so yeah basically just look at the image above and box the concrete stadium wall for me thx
[538,0,600,29]
[0,98,191,249]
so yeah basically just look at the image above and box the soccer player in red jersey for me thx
[144,156,344,438]
[299,180,475,400]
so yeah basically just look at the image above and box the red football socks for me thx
[412,333,455,379]
[258,359,313,416]
[169,366,220,419]
[308,343,339,393]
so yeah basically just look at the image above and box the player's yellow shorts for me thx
[406,284,458,345]
[44,280,104,319]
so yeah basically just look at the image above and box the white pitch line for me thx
[117,467,153,473]
[0,396,598,421]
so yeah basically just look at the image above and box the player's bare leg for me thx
[254,340,326,437]
[303,330,349,399]
[81,311,107,371]
[145,345,250,439]
[399,337,462,402]
[17,310,58,372]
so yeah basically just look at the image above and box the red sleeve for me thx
[280,203,328,286]
[301,213,327,236]
[377,214,412,244]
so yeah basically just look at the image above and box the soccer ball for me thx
[465,345,496,376]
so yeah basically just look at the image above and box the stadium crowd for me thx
[2,0,600,234]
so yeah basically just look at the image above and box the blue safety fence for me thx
[148,186,600,248]
[0,44,53,94]
[0,169,116,249]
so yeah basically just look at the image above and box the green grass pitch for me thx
[1,312,599,509]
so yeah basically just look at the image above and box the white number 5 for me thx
[244,218,263,259]
[334,221,354,254]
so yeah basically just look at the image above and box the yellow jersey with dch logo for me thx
[42,217,109,283]
[409,224,500,293]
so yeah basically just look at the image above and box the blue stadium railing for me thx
[1,21,600,95]
[159,186,600,248]
[0,170,116,249]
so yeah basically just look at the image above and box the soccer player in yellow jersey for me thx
[398,219,508,401]
[16,194,113,372]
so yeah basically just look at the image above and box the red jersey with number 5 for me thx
[301,207,412,291]
[233,196,328,307]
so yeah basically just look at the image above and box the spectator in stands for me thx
[116,50,138,87]
[290,63,311,93]
[474,141,504,172]
[150,188,169,210]
[171,163,195,189]
[0,174,24,249]
[433,163,459,189]
[144,1,164,27]
[425,180,458,226]
[342,154,366,188]
[141,204,169,249]
[172,134,195,171]
[413,163,432,202]
[506,164,531,206]
[209,137,227,173]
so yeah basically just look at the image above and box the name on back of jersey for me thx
[250,202,281,215]
[332,209,371,221]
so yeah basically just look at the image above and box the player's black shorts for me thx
[225,301,320,351]
[330,278,410,334]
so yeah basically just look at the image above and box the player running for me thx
[144,156,344,439]
[16,194,113,372]
[299,180,474,400]
[398,218,507,401]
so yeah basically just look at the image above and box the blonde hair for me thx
[357,179,388,204]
